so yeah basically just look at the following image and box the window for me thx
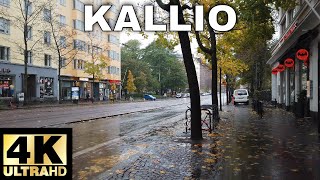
[107,19,116,29]
[73,19,84,31]
[108,34,119,44]
[25,0,32,16]
[44,54,51,67]
[60,36,66,48]
[73,0,84,12]
[73,59,85,70]
[60,57,67,68]
[43,8,51,22]
[0,0,10,7]
[27,51,32,64]
[107,66,119,75]
[108,50,119,60]
[44,31,51,44]
[108,3,117,13]
[60,15,66,26]
[73,39,86,51]
[0,46,10,61]
[59,0,66,6]
[0,18,10,34]
[27,26,32,40]
[93,46,102,54]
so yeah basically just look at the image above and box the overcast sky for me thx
[119,0,199,55]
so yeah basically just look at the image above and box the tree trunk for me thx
[210,33,219,118]
[23,22,28,104]
[219,68,222,111]
[175,2,202,140]
[58,56,62,103]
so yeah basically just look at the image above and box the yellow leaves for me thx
[160,170,166,174]
[204,158,216,163]
[116,169,124,174]
[126,70,136,93]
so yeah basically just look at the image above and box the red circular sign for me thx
[296,49,309,61]
[284,58,295,68]
[272,68,278,75]
[277,64,285,72]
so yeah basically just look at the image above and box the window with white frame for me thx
[43,8,51,22]
[60,57,67,68]
[44,31,51,44]
[108,34,119,44]
[0,18,10,34]
[27,51,32,64]
[25,0,32,16]
[107,19,116,29]
[73,19,84,31]
[0,46,10,61]
[60,36,66,48]
[108,50,119,60]
[0,0,10,7]
[73,59,85,70]
[107,66,119,75]
[73,0,84,12]
[44,54,51,67]
[73,39,86,51]
[60,15,66,26]
[27,26,32,40]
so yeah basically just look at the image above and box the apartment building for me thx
[267,0,319,124]
[0,0,121,102]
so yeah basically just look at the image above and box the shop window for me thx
[39,77,54,98]
[44,54,51,67]
[0,76,14,97]
[0,46,10,61]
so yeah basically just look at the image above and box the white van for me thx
[233,89,249,105]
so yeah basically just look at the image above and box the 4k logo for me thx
[0,128,72,179]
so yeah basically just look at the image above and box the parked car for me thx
[144,94,156,101]
[182,93,190,98]
[176,93,182,98]
[233,89,249,105]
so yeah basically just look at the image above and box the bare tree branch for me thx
[155,0,171,12]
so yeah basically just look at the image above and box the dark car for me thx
[144,94,156,101]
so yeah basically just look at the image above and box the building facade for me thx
[0,0,121,102]
[267,0,319,124]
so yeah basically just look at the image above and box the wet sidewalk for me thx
[78,105,320,180]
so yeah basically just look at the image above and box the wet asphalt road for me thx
[66,102,319,180]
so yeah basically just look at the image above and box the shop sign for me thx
[284,58,295,68]
[0,68,11,74]
[71,87,80,100]
[280,23,298,43]
[79,78,89,82]
[296,49,309,61]
[277,64,285,72]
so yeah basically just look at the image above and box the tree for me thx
[126,70,136,94]
[0,0,50,102]
[46,3,79,102]
[135,72,148,93]
[156,0,202,140]
[84,54,108,86]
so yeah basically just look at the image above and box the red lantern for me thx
[296,49,309,61]
[277,64,285,72]
[272,68,278,75]
[284,58,295,68]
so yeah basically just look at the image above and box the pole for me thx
[219,68,222,111]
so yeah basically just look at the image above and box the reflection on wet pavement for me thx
[69,103,319,180]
